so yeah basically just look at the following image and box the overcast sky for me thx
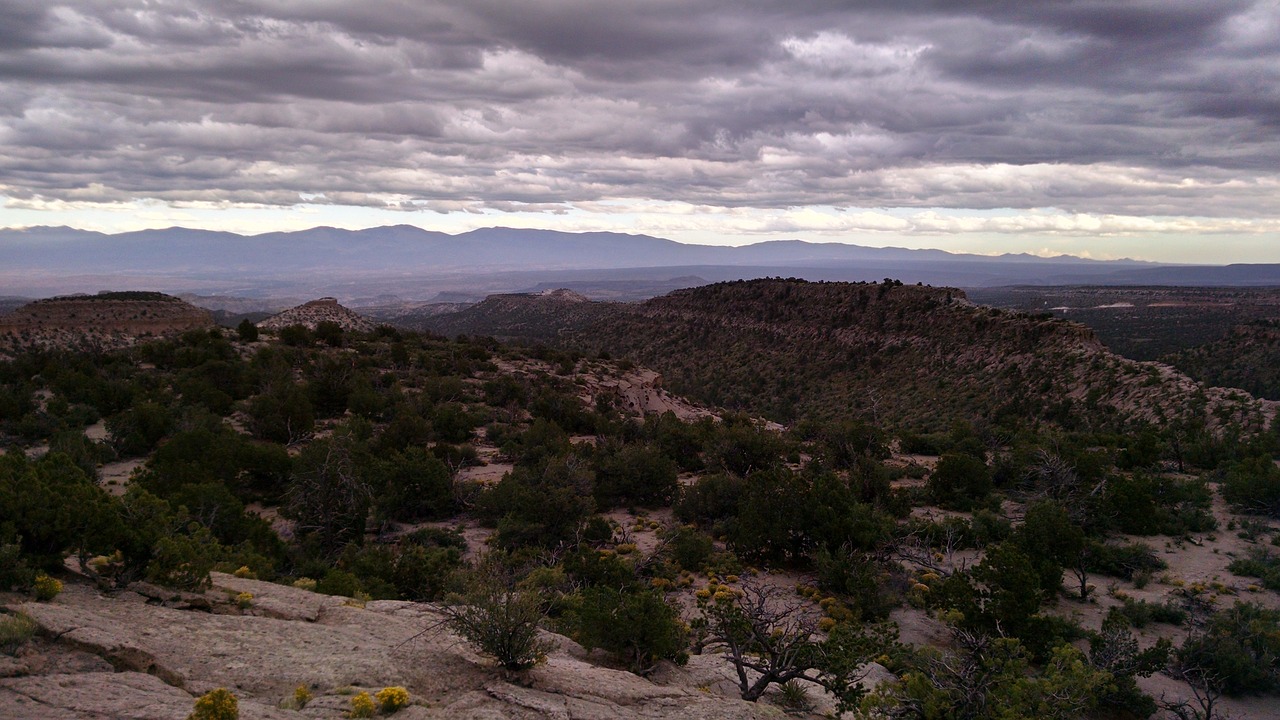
[1,0,1278,262]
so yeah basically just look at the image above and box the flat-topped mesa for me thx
[535,288,591,302]
[258,297,375,333]
[0,292,214,355]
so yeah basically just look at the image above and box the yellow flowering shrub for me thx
[293,684,312,708]
[349,691,376,718]
[376,686,411,712]
[33,573,62,602]
[235,592,253,609]
[188,688,238,720]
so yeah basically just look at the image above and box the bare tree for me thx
[891,525,968,578]
[695,578,889,710]
[283,435,372,554]
[1163,666,1228,720]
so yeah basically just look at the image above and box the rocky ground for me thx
[1,572,821,720]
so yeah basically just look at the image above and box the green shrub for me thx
[105,401,174,457]
[1084,541,1166,580]
[1175,602,1280,696]
[373,448,454,522]
[970,510,1012,547]
[898,431,950,456]
[563,587,688,674]
[706,422,787,477]
[1220,456,1280,517]
[0,452,118,570]
[811,545,900,621]
[315,569,363,598]
[476,457,595,549]
[1228,550,1280,591]
[1089,611,1169,719]
[146,528,219,591]
[402,526,468,551]
[1012,501,1084,598]
[1113,598,1186,628]
[666,526,715,572]
[561,545,636,588]
[927,453,992,511]
[674,473,743,526]
[726,466,813,564]
[592,443,679,509]
[391,544,463,601]
[0,613,38,655]
[1104,473,1216,535]
[235,319,258,342]
[0,541,35,591]
[865,640,1109,720]
[439,567,554,671]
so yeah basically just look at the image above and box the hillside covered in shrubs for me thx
[423,279,1275,434]
[3,284,1280,718]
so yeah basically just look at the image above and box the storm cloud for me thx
[1,0,1278,237]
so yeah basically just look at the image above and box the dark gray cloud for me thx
[0,0,1278,223]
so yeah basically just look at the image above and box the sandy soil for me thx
[97,458,144,496]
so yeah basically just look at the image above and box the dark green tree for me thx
[1012,501,1084,599]
[928,453,993,511]
[373,448,454,522]
[476,456,595,549]
[236,318,259,342]
[0,452,116,569]
[593,442,678,509]
[567,587,688,674]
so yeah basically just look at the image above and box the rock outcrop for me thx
[1,574,796,719]
[259,298,375,333]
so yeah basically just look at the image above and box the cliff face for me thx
[0,292,214,355]
[420,279,1275,432]
[259,298,375,333]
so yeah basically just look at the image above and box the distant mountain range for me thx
[1,225,1278,299]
